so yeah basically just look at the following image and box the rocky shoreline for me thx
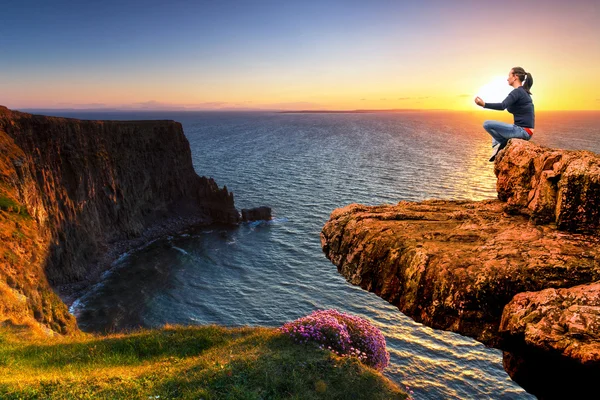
[56,213,211,307]
[60,203,274,307]
[321,139,600,399]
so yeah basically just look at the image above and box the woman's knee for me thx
[483,120,497,133]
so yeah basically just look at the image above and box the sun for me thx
[476,76,512,104]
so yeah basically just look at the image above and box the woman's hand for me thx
[474,96,485,107]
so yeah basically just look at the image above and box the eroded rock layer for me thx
[321,200,600,346]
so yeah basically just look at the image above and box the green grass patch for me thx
[0,195,29,217]
[0,325,406,399]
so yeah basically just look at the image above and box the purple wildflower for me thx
[279,309,390,371]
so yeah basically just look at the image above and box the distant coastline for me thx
[18,108,440,114]
[15,108,600,115]
[278,109,444,114]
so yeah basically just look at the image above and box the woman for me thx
[474,67,534,162]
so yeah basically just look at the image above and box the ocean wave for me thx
[171,246,190,256]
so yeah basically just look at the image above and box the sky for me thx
[1,0,599,111]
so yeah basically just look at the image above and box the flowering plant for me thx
[279,309,390,371]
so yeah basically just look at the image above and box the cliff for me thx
[495,139,600,232]
[321,140,600,398]
[0,106,238,334]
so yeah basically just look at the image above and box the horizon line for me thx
[13,107,600,113]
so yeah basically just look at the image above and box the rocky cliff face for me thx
[495,140,600,233]
[321,139,600,398]
[321,199,600,346]
[0,106,238,334]
[499,282,600,397]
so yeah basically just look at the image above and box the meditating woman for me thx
[474,67,534,162]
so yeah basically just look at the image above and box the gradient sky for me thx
[1,0,599,110]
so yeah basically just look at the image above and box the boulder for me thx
[500,281,600,365]
[241,206,272,221]
[499,282,600,399]
[496,140,600,233]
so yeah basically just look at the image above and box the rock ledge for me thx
[321,140,600,398]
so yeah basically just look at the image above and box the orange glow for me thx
[5,63,598,111]
[2,3,599,112]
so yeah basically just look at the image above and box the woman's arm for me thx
[483,89,519,110]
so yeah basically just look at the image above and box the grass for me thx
[0,195,29,217]
[0,325,407,399]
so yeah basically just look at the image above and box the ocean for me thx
[32,109,600,399]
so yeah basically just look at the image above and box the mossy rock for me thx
[0,195,29,217]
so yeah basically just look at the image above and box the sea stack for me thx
[241,206,272,221]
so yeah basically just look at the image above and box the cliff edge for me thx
[0,106,238,334]
[321,139,600,398]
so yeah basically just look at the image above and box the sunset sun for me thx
[476,76,512,104]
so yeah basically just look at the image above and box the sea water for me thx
[38,109,600,399]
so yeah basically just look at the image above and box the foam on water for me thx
[171,246,190,256]
[68,298,83,317]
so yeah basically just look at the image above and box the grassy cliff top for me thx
[0,324,407,399]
